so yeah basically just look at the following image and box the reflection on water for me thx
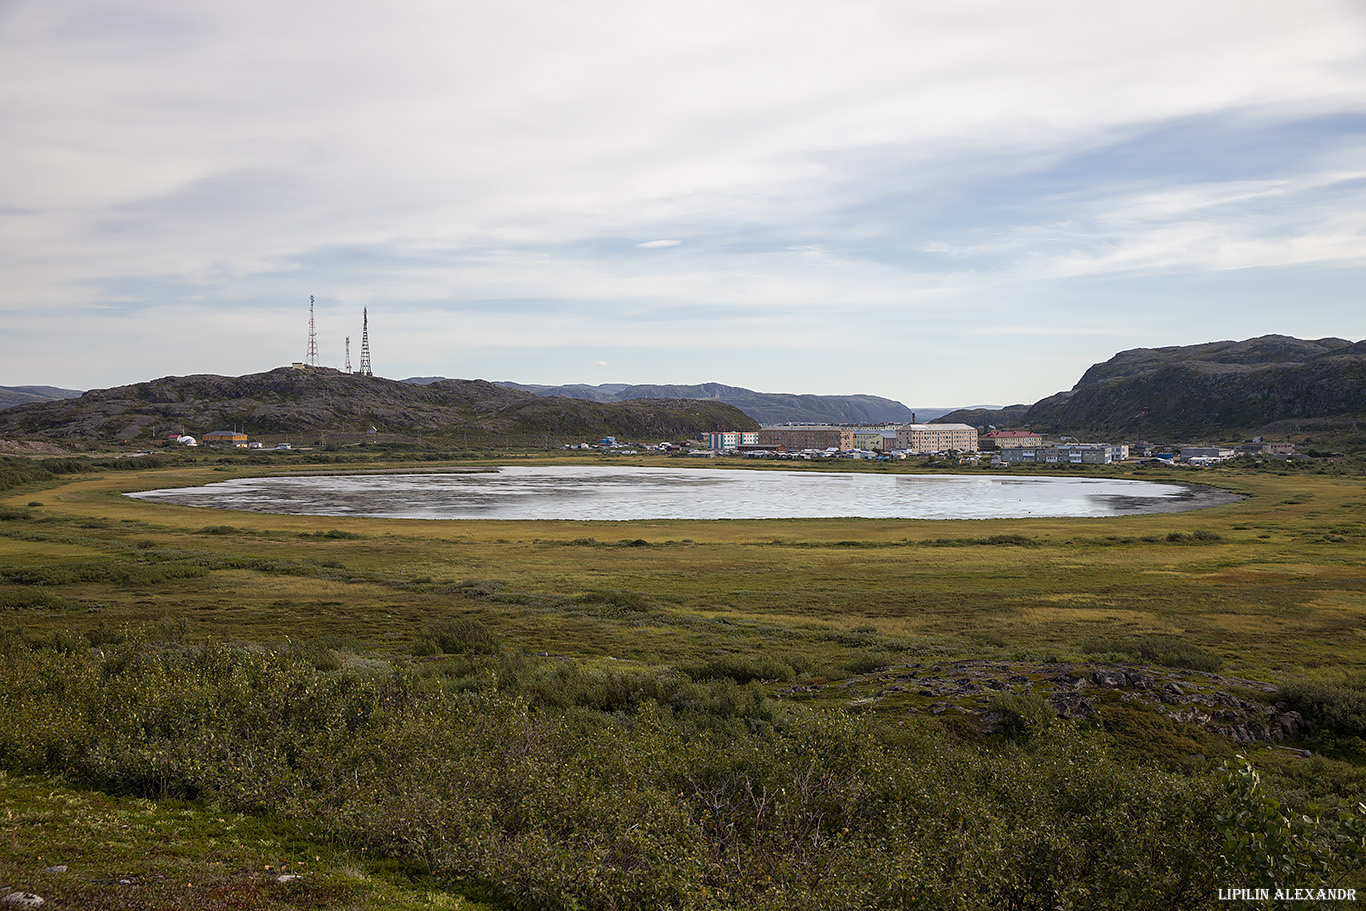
[126,466,1227,521]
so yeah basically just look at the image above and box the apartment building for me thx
[705,431,760,450]
[996,443,1113,465]
[757,425,856,451]
[895,423,979,454]
[979,430,1042,450]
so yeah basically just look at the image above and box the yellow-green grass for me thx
[3,462,1364,682]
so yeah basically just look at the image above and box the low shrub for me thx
[1084,636,1223,672]
[985,691,1056,741]
[0,640,1355,909]
[0,588,74,612]
[0,559,212,587]
[444,579,505,600]
[1165,530,1223,544]
[845,652,900,675]
[1130,636,1224,672]
[428,617,500,655]
[571,589,654,615]
[679,653,795,684]
[1278,677,1366,739]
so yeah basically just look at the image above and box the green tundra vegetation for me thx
[1,449,1366,909]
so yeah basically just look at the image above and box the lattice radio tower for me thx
[358,308,373,377]
[305,295,319,367]
[344,336,352,373]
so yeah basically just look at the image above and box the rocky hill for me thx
[938,335,1366,440]
[409,379,940,425]
[0,368,758,443]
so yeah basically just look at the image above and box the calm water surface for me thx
[127,465,1232,520]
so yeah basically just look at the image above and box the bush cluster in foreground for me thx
[0,636,1362,910]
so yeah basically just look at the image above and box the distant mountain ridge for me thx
[0,384,83,411]
[14,334,1353,446]
[0,369,757,442]
[405,378,956,425]
[938,335,1366,439]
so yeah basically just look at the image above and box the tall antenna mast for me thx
[344,336,352,373]
[358,308,373,377]
[306,295,319,367]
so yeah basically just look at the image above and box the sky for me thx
[3,1,1365,408]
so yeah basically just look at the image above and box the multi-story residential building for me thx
[757,425,856,451]
[895,423,979,454]
[979,430,1042,450]
[850,431,888,451]
[996,444,1113,465]
[705,431,760,450]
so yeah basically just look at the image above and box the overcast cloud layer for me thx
[3,1,1364,407]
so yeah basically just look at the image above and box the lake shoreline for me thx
[127,466,1240,522]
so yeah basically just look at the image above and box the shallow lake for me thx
[126,465,1237,521]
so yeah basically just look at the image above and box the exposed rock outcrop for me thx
[782,659,1310,747]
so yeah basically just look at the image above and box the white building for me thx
[705,431,760,450]
[1180,447,1236,463]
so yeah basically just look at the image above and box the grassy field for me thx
[1,453,1365,908]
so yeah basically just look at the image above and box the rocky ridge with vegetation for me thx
[938,334,1366,440]
[0,368,758,443]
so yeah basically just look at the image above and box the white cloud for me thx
[2,0,1365,402]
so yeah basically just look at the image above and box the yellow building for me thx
[203,430,248,447]
[850,431,887,451]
